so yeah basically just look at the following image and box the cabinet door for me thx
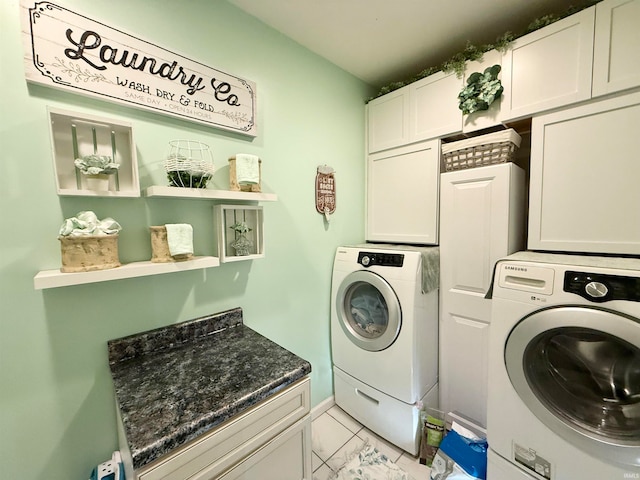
[215,416,312,480]
[366,141,439,244]
[367,87,410,153]
[409,71,462,141]
[440,315,490,427]
[528,92,640,255]
[439,163,525,426]
[500,6,595,122]
[592,0,640,97]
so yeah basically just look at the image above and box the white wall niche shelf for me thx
[34,256,220,290]
[145,186,277,202]
[48,107,140,197]
[215,204,264,263]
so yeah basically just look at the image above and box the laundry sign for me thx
[21,1,257,136]
[316,165,336,222]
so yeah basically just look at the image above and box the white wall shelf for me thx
[34,256,220,290]
[144,186,277,202]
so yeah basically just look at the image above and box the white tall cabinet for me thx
[438,163,525,426]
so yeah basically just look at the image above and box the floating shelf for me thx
[144,186,278,202]
[34,256,220,290]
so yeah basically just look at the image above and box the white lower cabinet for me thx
[366,140,440,244]
[438,163,525,426]
[131,378,311,480]
[216,416,311,480]
[528,91,640,255]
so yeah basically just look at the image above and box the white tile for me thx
[355,427,404,463]
[312,452,324,472]
[396,452,432,480]
[325,435,367,472]
[326,405,363,434]
[312,412,355,462]
[312,462,334,480]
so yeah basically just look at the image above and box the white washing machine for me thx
[330,245,439,455]
[487,252,640,480]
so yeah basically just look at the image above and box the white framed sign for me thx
[21,1,257,136]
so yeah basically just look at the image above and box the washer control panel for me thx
[564,271,640,303]
[357,251,404,268]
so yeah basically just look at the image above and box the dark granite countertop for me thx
[108,307,312,470]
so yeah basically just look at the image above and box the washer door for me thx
[505,306,640,468]
[335,270,401,352]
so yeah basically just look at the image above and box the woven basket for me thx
[442,129,521,172]
[59,235,120,272]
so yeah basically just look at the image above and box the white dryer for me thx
[331,245,439,455]
[487,252,640,480]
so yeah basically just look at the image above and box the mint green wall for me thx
[0,1,374,478]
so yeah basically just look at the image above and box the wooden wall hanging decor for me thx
[316,165,336,221]
[21,0,257,136]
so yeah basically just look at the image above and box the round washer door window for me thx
[335,270,401,351]
[505,306,640,468]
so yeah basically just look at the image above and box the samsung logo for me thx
[505,266,528,272]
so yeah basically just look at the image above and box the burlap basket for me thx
[150,226,193,262]
[59,235,121,272]
[229,156,262,192]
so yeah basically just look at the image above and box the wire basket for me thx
[442,129,521,172]
[164,140,215,188]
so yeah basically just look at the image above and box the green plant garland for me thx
[370,0,600,101]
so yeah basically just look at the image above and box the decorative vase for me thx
[231,234,252,256]
[85,173,110,191]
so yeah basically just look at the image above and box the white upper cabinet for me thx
[500,6,595,122]
[528,91,640,255]
[366,140,440,244]
[592,0,640,97]
[367,87,410,153]
[367,71,462,154]
[409,71,462,142]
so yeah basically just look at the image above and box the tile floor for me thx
[311,405,431,480]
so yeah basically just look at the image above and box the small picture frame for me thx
[215,204,264,262]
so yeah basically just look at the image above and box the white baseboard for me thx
[311,395,335,420]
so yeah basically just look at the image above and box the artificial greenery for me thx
[230,221,252,234]
[74,154,120,175]
[167,170,211,188]
[458,64,503,114]
[370,0,600,101]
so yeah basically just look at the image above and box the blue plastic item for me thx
[437,430,488,479]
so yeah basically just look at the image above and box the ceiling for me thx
[228,0,588,88]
